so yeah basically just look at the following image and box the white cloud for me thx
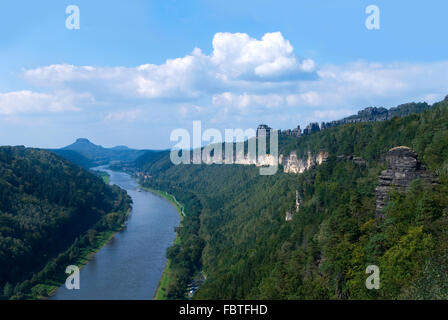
[212,92,286,109]
[211,32,310,79]
[15,32,448,123]
[105,109,142,122]
[299,61,448,108]
[212,91,323,110]
[22,32,315,101]
[312,109,353,120]
[286,92,321,107]
[0,90,90,115]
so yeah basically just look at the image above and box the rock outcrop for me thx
[302,122,320,135]
[322,103,431,130]
[286,190,302,221]
[285,211,294,221]
[280,150,328,174]
[281,126,301,137]
[279,102,432,138]
[200,139,331,175]
[295,190,301,213]
[375,146,438,217]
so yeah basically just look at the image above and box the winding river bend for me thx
[51,168,180,300]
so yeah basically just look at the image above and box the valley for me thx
[1,96,448,300]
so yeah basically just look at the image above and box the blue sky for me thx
[0,0,447,149]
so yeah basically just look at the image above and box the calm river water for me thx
[50,169,180,300]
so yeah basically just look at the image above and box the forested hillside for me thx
[49,149,94,168]
[138,98,448,299]
[0,147,131,299]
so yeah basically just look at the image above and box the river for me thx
[50,168,180,300]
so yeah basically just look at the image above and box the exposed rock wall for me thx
[375,146,438,217]
[286,190,301,221]
[285,211,294,221]
[280,150,329,174]
[202,153,278,166]
[200,145,331,174]
[295,190,301,213]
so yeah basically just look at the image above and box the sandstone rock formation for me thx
[281,126,301,137]
[279,102,432,136]
[286,190,301,221]
[279,150,328,174]
[322,103,430,130]
[295,190,301,213]
[375,146,438,217]
[285,211,294,221]
[302,122,320,135]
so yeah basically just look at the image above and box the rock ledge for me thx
[375,146,438,217]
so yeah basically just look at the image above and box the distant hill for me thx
[63,138,103,153]
[111,145,130,151]
[49,138,149,167]
[49,149,94,168]
[135,149,170,170]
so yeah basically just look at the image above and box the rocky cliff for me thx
[375,146,438,217]
[279,150,329,174]
[200,144,329,174]
[285,190,301,221]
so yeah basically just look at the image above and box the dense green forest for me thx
[49,149,94,169]
[138,97,448,299]
[0,147,131,299]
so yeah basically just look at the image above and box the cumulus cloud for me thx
[0,90,91,115]
[312,109,353,120]
[104,109,142,122]
[213,92,285,109]
[22,32,316,101]
[210,32,312,79]
[299,61,448,108]
[12,31,448,123]
[212,91,323,111]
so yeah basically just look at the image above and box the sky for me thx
[0,0,447,149]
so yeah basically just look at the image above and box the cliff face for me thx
[285,190,301,221]
[200,144,332,175]
[200,147,366,176]
[201,152,277,167]
[279,150,329,174]
[375,146,438,217]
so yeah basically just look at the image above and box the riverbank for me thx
[46,169,178,300]
[96,171,110,184]
[27,207,131,300]
[31,171,131,300]
[139,186,184,300]
[140,186,185,219]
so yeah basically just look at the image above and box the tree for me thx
[87,229,97,246]
[3,282,13,299]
